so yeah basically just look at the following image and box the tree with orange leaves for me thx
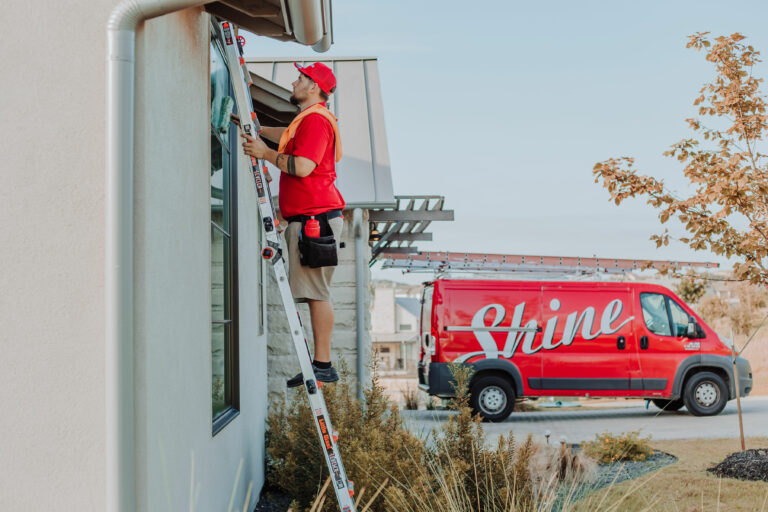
[593,33,768,284]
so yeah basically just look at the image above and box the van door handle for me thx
[640,336,649,350]
[617,336,626,350]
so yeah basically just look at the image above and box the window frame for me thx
[639,292,673,337]
[210,26,240,435]
[666,297,691,337]
[640,292,693,339]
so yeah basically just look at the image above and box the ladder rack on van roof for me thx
[380,251,719,276]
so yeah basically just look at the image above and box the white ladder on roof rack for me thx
[381,250,719,276]
[215,20,357,512]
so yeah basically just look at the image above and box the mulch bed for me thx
[707,448,768,482]
[253,487,293,512]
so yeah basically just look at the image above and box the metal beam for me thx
[369,210,454,222]
[386,232,433,242]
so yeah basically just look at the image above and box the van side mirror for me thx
[687,317,703,338]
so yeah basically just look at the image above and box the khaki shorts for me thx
[284,216,344,302]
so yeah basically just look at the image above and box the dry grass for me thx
[705,315,768,396]
[745,336,768,396]
[267,362,600,511]
[401,386,419,410]
[572,437,768,512]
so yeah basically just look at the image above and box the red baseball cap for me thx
[294,62,336,95]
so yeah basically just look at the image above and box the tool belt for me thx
[289,210,341,268]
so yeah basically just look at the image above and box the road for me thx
[401,396,768,444]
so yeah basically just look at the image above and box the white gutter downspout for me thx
[106,2,207,511]
[352,208,366,400]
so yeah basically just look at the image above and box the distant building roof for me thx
[395,297,421,318]
[246,57,395,208]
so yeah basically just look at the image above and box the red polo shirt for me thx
[279,109,345,218]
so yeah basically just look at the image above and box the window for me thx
[398,324,413,331]
[668,300,690,337]
[210,34,239,433]
[640,293,671,336]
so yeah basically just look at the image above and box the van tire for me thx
[470,375,515,422]
[651,398,684,412]
[683,371,728,416]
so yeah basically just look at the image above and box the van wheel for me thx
[651,398,684,411]
[683,372,728,416]
[469,375,515,422]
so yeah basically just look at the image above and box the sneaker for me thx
[286,364,339,388]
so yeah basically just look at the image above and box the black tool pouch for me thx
[297,216,338,268]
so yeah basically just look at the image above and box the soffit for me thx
[206,0,333,50]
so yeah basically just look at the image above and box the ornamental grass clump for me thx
[266,361,598,511]
[266,360,426,512]
[581,430,654,464]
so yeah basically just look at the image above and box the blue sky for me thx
[244,1,768,283]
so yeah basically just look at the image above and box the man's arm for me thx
[229,116,284,144]
[241,133,316,178]
[258,126,285,144]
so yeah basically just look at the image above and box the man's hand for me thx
[241,133,268,159]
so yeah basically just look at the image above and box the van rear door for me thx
[417,284,434,390]
[538,284,636,396]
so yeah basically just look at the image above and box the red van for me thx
[417,279,753,421]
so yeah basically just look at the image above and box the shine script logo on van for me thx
[453,298,634,363]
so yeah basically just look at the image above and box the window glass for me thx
[210,41,230,146]
[210,35,239,431]
[668,300,690,337]
[211,323,227,417]
[640,293,672,336]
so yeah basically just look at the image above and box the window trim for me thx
[640,292,693,339]
[210,25,240,435]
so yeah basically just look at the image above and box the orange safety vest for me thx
[278,103,342,162]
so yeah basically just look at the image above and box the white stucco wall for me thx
[1,4,268,511]
[0,1,114,509]
[134,10,268,512]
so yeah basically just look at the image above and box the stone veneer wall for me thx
[267,210,372,402]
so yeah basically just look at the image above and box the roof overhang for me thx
[206,0,333,52]
[248,71,297,126]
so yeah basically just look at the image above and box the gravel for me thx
[707,448,768,482]
[551,450,678,511]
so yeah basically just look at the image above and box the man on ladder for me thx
[241,62,344,388]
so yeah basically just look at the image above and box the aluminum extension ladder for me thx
[216,20,357,512]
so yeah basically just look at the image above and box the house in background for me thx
[371,281,423,375]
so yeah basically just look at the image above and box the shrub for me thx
[675,271,706,304]
[266,360,426,512]
[581,430,654,464]
[401,385,419,410]
[267,361,596,511]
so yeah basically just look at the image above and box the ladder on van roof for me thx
[216,21,357,512]
[381,250,719,276]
